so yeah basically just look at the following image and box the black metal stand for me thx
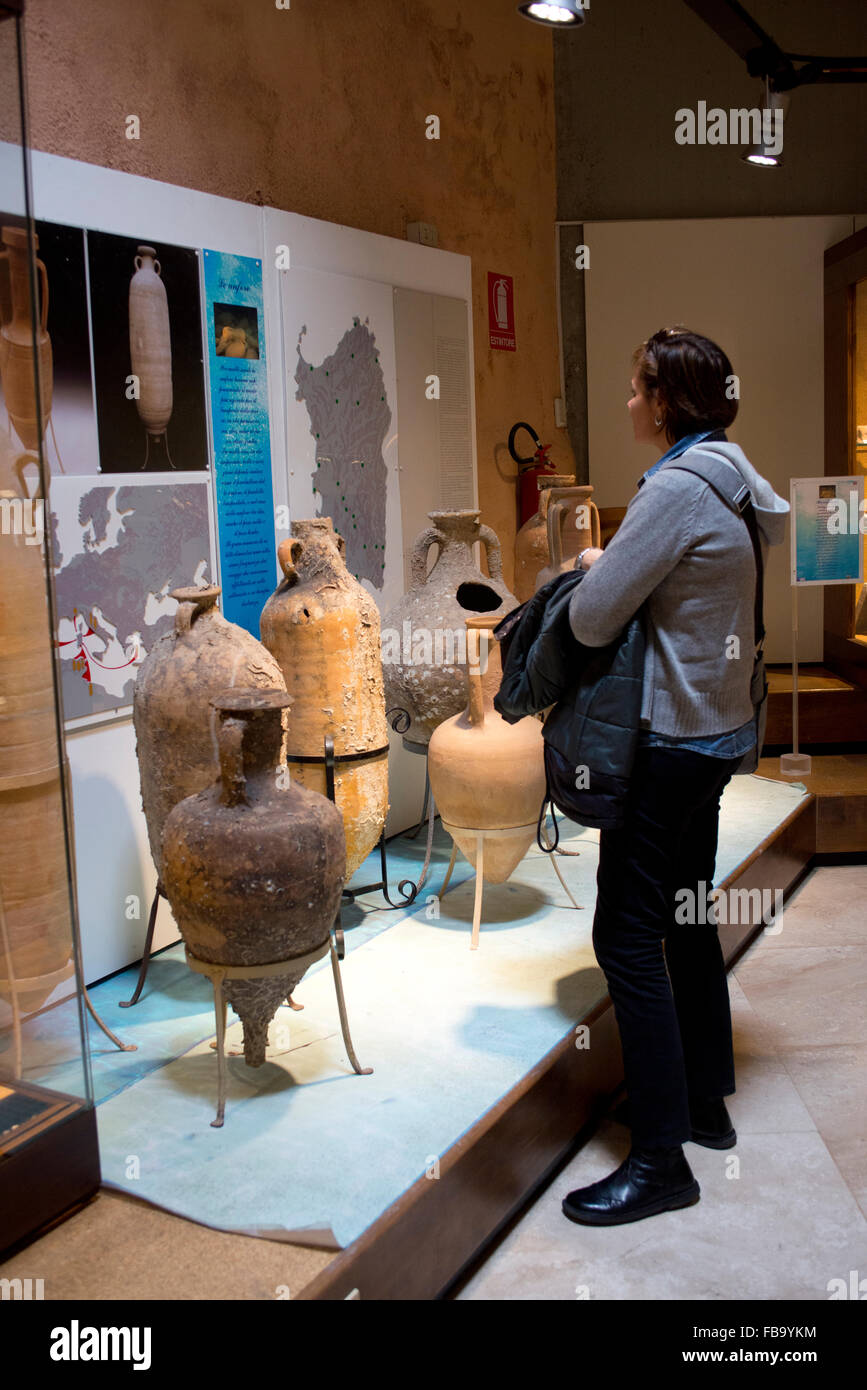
[315,709,438,960]
[119,883,165,1008]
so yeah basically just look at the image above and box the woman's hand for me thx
[578,547,605,570]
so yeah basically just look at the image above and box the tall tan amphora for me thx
[0,438,72,1013]
[428,615,546,886]
[0,225,53,453]
[260,518,389,878]
[129,245,172,462]
[132,585,286,886]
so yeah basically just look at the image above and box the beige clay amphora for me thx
[0,439,72,1011]
[259,517,389,879]
[428,615,546,884]
[132,585,286,886]
[381,509,517,749]
[0,225,53,453]
[514,474,576,603]
[161,689,346,1069]
[535,484,600,590]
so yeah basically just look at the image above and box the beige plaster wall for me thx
[19,0,568,587]
[582,214,860,665]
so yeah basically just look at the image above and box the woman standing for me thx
[563,327,789,1226]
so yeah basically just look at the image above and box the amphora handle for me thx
[37,258,49,331]
[584,499,601,549]
[13,454,42,503]
[172,586,221,634]
[410,526,441,589]
[547,502,567,571]
[278,537,303,586]
[479,524,503,582]
[218,715,248,807]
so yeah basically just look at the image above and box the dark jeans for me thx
[592,744,742,1149]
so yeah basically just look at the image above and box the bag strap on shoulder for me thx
[665,455,764,650]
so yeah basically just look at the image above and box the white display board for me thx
[0,143,476,984]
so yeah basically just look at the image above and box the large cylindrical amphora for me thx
[259,517,389,879]
[161,690,346,1068]
[0,439,72,1013]
[428,615,546,884]
[132,585,286,886]
[381,509,517,749]
[129,244,172,439]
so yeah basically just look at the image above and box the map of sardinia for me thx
[52,483,211,720]
[294,317,391,587]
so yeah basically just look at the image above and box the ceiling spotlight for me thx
[743,81,789,167]
[517,1,587,27]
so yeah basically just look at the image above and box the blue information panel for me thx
[203,249,276,635]
[791,475,864,586]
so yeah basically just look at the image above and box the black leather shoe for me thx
[610,1096,736,1149]
[562,1145,700,1226]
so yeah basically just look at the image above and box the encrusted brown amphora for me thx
[260,518,389,879]
[133,585,285,885]
[381,510,517,749]
[161,690,346,1068]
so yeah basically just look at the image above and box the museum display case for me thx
[853,277,867,638]
[0,0,100,1256]
[824,227,867,680]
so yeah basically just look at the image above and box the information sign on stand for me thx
[786,476,865,775]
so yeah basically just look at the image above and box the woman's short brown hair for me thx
[633,327,739,444]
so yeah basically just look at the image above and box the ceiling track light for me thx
[517,1,587,28]
[742,77,789,168]
[684,0,867,91]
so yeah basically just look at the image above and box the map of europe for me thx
[294,318,391,588]
[52,484,211,719]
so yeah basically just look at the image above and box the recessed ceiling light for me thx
[517,2,587,28]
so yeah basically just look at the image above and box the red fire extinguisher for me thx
[509,421,556,527]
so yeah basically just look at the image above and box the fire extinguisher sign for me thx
[488,272,516,351]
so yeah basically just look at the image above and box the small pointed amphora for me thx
[428,615,546,884]
[161,689,346,1068]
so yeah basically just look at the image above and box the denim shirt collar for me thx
[637,428,728,489]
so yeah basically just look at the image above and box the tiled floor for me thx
[3,863,863,1300]
[455,865,867,1301]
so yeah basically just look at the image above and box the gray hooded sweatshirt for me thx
[568,440,790,738]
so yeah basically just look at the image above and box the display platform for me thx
[13,773,809,1261]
